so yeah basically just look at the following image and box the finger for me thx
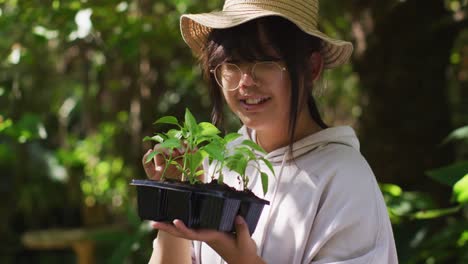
[152,221,171,230]
[172,219,199,240]
[234,216,251,247]
[142,149,153,165]
[172,219,216,241]
[143,158,155,173]
[153,144,173,156]
[173,148,181,156]
[152,145,167,165]
[154,152,166,167]
[173,220,229,244]
[143,150,158,178]
[152,221,185,238]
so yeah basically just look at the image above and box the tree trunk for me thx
[353,0,458,197]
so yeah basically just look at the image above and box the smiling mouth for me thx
[241,97,271,105]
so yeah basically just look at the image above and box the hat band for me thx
[223,2,318,27]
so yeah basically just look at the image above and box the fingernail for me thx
[235,216,244,225]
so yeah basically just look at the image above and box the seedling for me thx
[143,108,273,195]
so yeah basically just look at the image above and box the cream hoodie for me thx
[192,126,398,264]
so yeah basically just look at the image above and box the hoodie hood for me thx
[239,125,360,164]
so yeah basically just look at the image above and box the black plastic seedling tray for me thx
[131,179,269,234]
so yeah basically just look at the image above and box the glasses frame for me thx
[210,60,287,91]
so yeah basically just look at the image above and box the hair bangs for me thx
[206,20,277,68]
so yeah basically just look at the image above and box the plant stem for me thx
[211,160,219,180]
[182,153,187,182]
[189,143,193,183]
[161,153,173,181]
[181,142,189,181]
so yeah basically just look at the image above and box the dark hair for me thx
[199,16,328,147]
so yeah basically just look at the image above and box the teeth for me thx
[245,98,266,104]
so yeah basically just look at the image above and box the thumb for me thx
[235,216,251,246]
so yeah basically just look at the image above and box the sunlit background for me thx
[0,0,467,263]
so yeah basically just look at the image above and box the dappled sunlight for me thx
[0,0,466,263]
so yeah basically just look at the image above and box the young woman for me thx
[143,0,398,263]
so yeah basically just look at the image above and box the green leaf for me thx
[241,139,266,153]
[181,129,190,138]
[235,146,256,160]
[457,230,468,247]
[199,122,220,136]
[411,206,461,219]
[226,153,248,176]
[184,108,199,135]
[170,160,184,171]
[426,161,468,187]
[143,134,165,143]
[145,150,160,163]
[0,118,13,132]
[188,151,204,177]
[260,157,275,176]
[380,183,403,197]
[453,174,468,204]
[154,116,178,126]
[442,126,468,144]
[224,133,241,143]
[261,172,269,195]
[167,129,183,139]
[196,135,222,145]
[201,141,224,161]
[159,138,181,149]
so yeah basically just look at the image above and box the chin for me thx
[240,118,273,132]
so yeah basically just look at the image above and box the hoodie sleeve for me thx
[302,147,398,264]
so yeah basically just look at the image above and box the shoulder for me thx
[295,141,385,224]
[297,141,374,186]
[298,144,397,263]
[323,144,378,207]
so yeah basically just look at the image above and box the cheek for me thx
[277,80,292,103]
[276,81,293,116]
[221,89,230,103]
[221,90,237,111]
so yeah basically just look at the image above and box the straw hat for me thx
[180,0,353,69]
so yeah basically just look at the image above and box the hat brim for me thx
[180,10,353,69]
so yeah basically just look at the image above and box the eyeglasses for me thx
[210,61,287,91]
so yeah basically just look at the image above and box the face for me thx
[206,17,323,139]
[219,47,293,133]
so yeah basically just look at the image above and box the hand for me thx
[142,145,184,180]
[152,216,264,264]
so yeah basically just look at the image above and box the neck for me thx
[255,109,323,153]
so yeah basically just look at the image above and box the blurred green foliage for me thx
[0,0,224,262]
[381,127,468,263]
[0,0,466,263]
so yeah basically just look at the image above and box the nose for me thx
[239,72,256,86]
[238,73,256,95]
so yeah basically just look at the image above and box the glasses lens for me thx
[215,63,241,91]
[213,61,284,90]
[252,62,283,83]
